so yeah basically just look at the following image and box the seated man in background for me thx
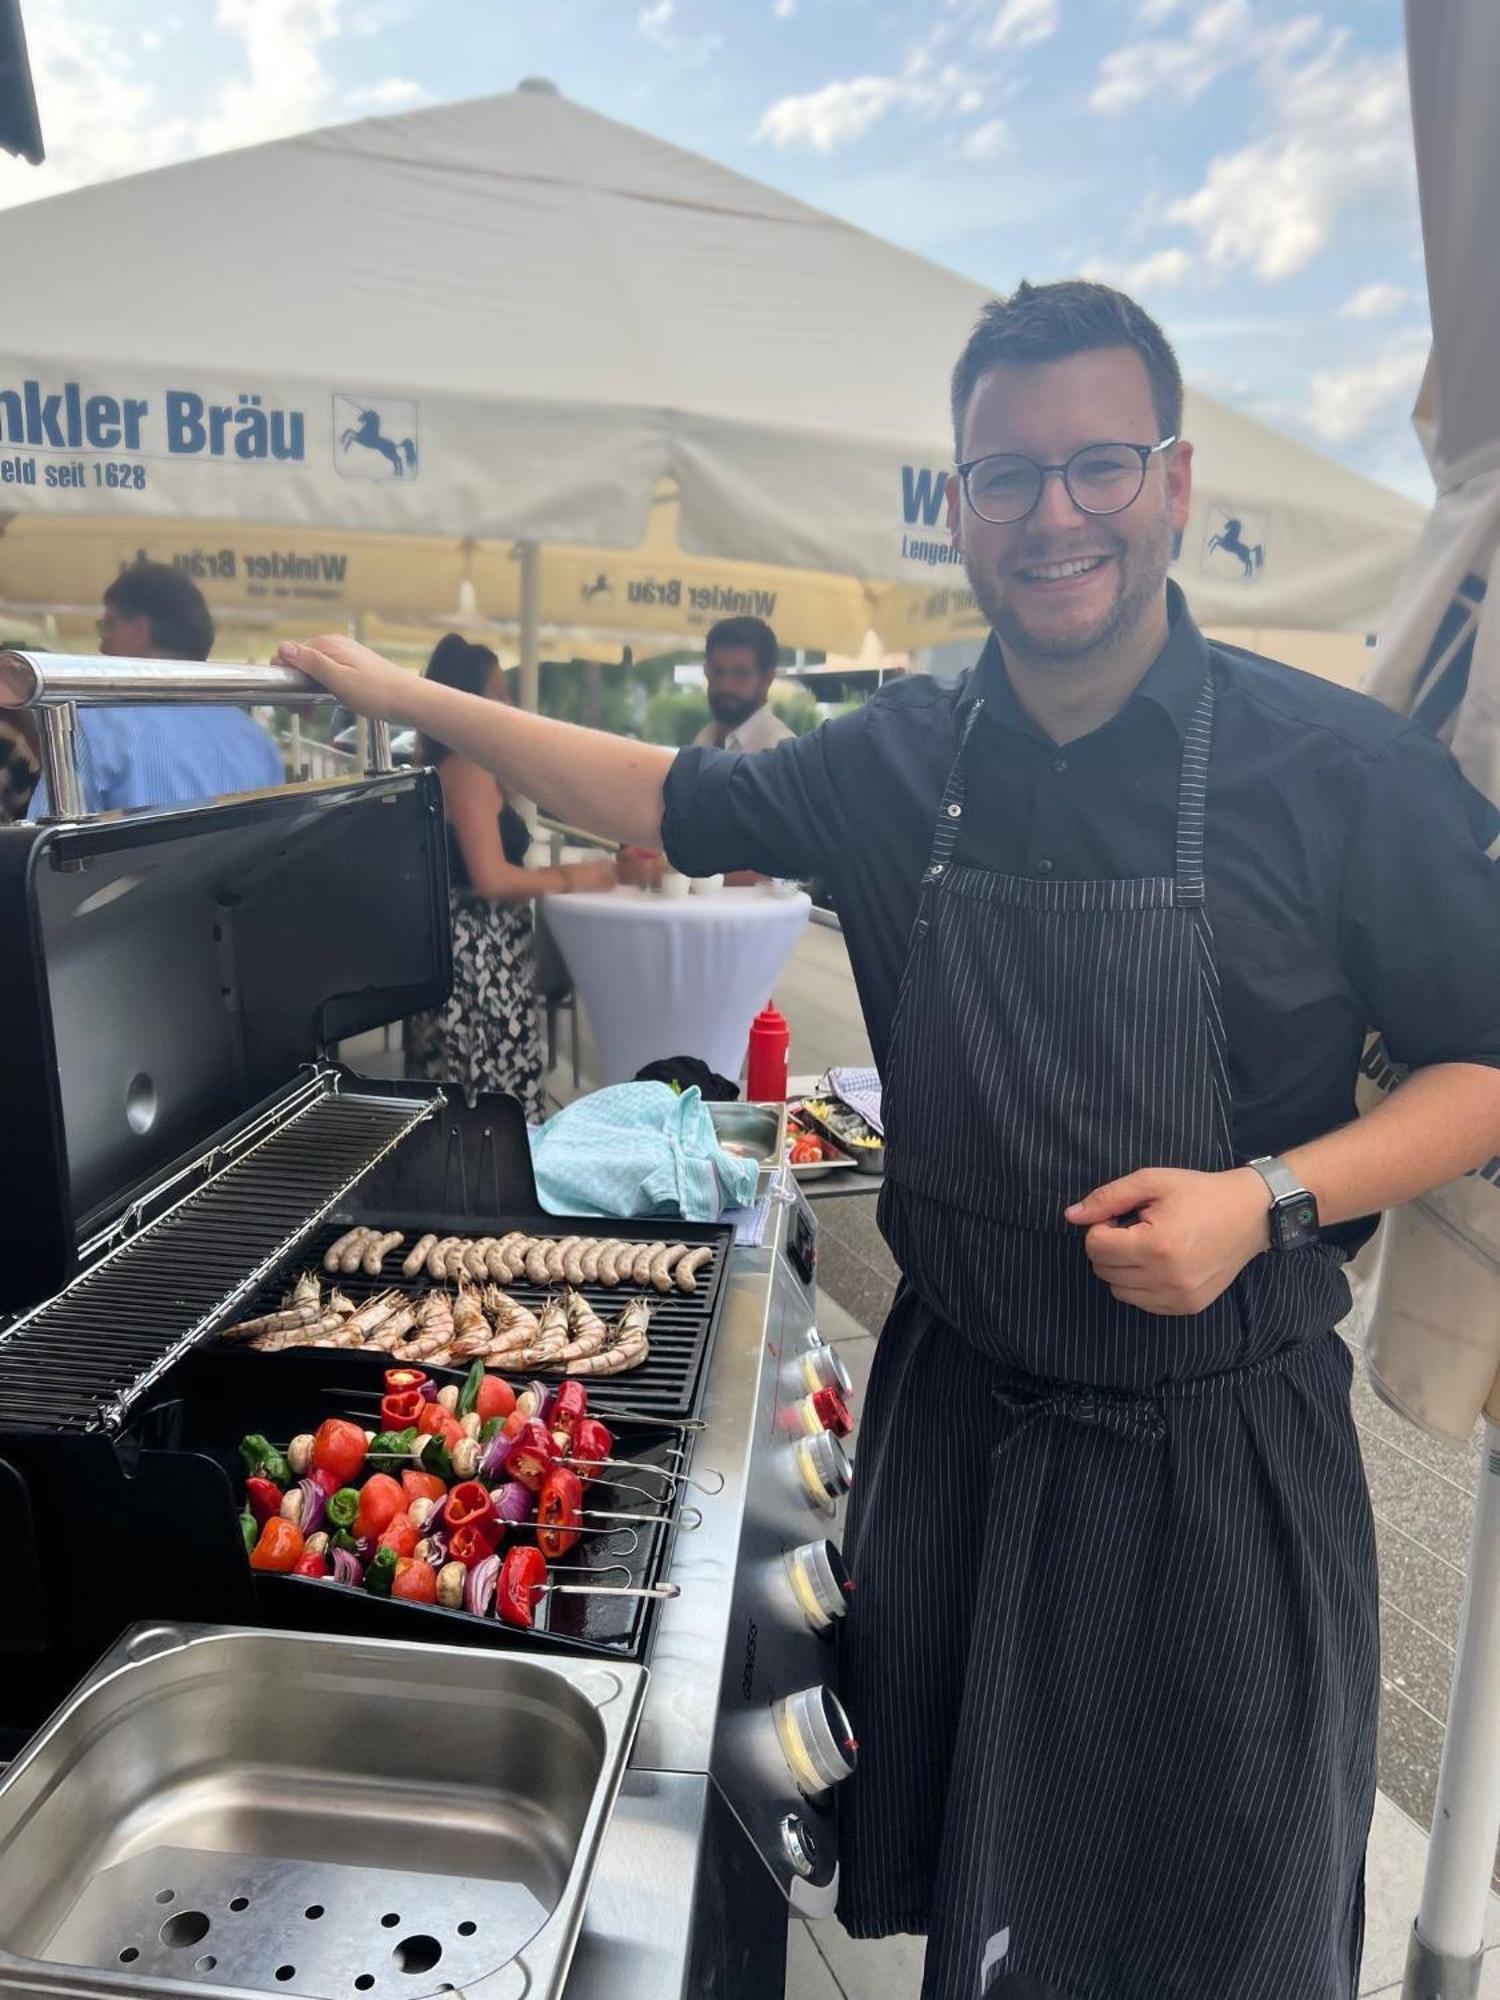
[27,562,284,817]
[692,615,793,753]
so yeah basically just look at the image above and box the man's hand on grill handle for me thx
[278,634,673,851]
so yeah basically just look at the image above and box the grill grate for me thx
[227,1214,734,1421]
[0,1089,434,1433]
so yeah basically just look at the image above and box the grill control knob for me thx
[791,1384,853,1438]
[794,1431,852,1513]
[786,1539,853,1631]
[798,1338,852,1397]
[780,1813,820,1879]
[774,1685,859,1795]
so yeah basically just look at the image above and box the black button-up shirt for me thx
[662,585,1500,1250]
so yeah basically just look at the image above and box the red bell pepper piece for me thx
[249,1517,306,1573]
[401,1469,447,1510]
[507,1419,559,1492]
[443,1479,494,1534]
[536,1466,584,1560]
[380,1388,425,1430]
[376,1511,419,1559]
[310,1417,368,1490]
[474,1374,517,1424]
[293,1550,329,1578]
[245,1474,284,1527]
[392,1556,438,1603]
[448,1519,500,1568]
[548,1381,589,1441]
[572,1418,614,1483]
[354,1472,405,1542]
[497,1545,548,1628]
[384,1367,429,1395]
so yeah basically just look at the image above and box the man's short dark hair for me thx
[705,615,778,676]
[104,561,215,660]
[950,279,1184,455]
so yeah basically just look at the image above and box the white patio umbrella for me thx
[1360,8,1500,1994]
[0,81,1423,690]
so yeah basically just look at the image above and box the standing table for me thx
[539,885,811,1086]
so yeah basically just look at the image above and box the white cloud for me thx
[1340,281,1413,321]
[963,116,1011,160]
[1136,0,1182,20]
[1165,34,1412,280]
[1082,246,1194,290]
[773,0,797,15]
[987,0,1059,50]
[1304,330,1428,444]
[638,0,675,46]
[201,0,344,155]
[757,65,984,152]
[1090,0,1251,113]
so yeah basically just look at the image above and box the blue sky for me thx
[6,0,1430,497]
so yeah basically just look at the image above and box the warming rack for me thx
[0,1075,435,1433]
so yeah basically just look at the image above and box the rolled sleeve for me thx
[661,727,837,880]
[1340,725,1500,1071]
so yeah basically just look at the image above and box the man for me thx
[276,281,1500,2000]
[691,613,793,752]
[27,562,283,816]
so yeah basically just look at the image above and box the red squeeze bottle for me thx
[746,1002,790,1103]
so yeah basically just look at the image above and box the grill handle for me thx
[0,649,393,814]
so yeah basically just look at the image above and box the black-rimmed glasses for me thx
[956,436,1177,525]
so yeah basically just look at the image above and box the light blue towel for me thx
[528,1082,760,1221]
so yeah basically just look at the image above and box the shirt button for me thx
[946,802,963,819]
[1037,858,1054,875]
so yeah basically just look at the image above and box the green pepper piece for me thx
[237,1433,292,1486]
[332,1529,359,1553]
[413,1432,454,1484]
[238,1506,258,1557]
[364,1426,418,1474]
[479,1416,503,1444]
[365,1545,398,1597]
[458,1359,485,1420]
[325,1486,360,1531]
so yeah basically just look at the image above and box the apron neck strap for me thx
[1173,676,1215,906]
[919,674,1216,899]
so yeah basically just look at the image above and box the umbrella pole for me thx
[519,539,541,714]
[1404,1418,1500,1999]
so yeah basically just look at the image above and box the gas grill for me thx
[0,652,862,2000]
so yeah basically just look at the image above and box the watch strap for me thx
[1247,1154,1307,1205]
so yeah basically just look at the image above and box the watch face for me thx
[1272,1195,1320,1252]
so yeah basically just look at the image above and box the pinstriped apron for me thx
[838,682,1379,2000]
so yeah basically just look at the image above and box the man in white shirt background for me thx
[692,615,794,753]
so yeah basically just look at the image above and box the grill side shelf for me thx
[0,1089,436,1433]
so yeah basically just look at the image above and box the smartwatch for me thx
[1247,1156,1321,1253]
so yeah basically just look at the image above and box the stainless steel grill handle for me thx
[0,648,393,814]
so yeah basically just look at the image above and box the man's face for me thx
[705,644,771,729]
[947,347,1192,665]
[97,603,154,657]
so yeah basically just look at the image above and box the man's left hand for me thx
[1064,1167,1271,1316]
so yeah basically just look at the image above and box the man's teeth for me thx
[1021,557,1108,580]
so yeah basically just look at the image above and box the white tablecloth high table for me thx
[539,887,811,1087]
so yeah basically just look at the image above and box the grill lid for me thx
[0,773,451,1315]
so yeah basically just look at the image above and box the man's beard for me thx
[964,507,1173,664]
[709,694,759,729]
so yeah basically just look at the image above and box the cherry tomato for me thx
[249,1517,306,1573]
[391,1557,438,1604]
[501,1410,527,1440]
[311,1417,368,1489]
[377,1512,419,1559]
[354,1472,405,1542]
[401,1469,447,1509]
[293,1550,329,1578]
[418,1400,462,1439]
[474,1375,517,1424]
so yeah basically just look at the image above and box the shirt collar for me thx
[960,580,1209,743]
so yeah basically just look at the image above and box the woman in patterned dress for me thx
[405,636,616,1115]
